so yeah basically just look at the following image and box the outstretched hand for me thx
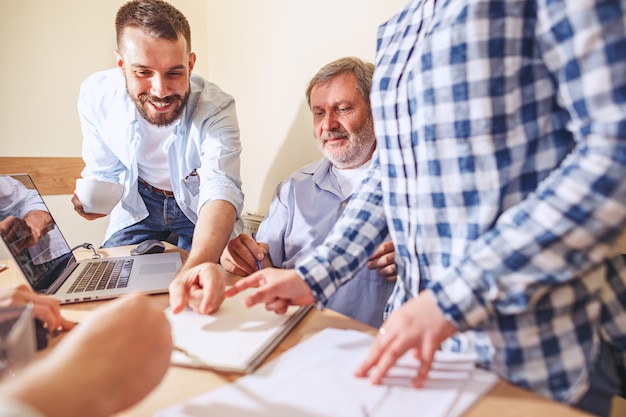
[224,267,315,314]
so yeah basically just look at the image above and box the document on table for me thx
[154,328,499,417]
[165,288,311,374]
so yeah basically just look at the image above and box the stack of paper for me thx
[155,328,498,417]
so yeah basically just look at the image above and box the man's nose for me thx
[321,113,340,131]
[150,74,170,98]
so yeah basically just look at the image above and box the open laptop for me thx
[0,174,182,304]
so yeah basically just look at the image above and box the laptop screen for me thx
[0,174,74,292]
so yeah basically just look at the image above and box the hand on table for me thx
[168,262,228,314]
[354,290,457,387]
[224,267,315,315]
[220,233,270,276]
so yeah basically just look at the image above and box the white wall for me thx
[0,0,208,157]
[0,0,407,245]
[204,1,407,213]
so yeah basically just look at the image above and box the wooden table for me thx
[0,245,592,417]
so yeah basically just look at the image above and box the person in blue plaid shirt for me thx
[226,1,626,415]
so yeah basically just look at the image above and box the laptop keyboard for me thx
[67,259,134,293]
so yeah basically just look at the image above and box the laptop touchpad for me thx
[140,263,177,275]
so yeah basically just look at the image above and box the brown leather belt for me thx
[138,178,175,198]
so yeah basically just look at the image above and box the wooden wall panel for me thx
[0,157,84,195]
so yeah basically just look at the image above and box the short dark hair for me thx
[115,0,191,53]
[305,57,375,109]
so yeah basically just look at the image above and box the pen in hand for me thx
[251,232,263,271]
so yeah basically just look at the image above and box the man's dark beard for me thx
[133,91,190,127]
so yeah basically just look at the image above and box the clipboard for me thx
[165,288,312,374]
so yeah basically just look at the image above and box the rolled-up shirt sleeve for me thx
[196,98,244,217]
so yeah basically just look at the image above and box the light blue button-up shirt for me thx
[256,158,395,328]
[77,68,244,242]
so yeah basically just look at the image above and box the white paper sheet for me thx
[165,289,310,373]
[155,328,498,417]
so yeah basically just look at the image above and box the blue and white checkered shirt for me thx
[297,0,626,405]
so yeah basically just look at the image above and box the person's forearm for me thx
[183,200,237,269]
[1,359,96,417]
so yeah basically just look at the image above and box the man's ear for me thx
[189,52,196,73]
[114,50,124,70]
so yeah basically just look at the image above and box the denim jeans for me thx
[103,182,195,251]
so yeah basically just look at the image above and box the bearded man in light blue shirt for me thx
[219,57,396,328]
[72,0,243,311]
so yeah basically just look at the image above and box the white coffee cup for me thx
[75,178,123,215]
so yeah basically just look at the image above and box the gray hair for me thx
[305,57,374,109]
